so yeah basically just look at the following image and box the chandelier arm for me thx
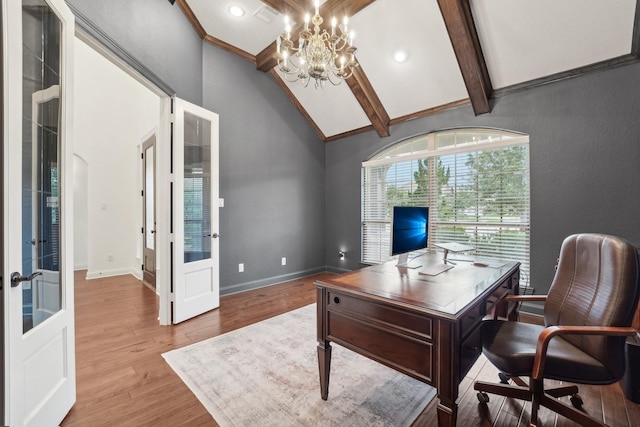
[283,72,305,83]
[326,71,344,86]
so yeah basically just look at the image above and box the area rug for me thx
[162,304,436,427]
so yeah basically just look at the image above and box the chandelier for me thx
[274,0,358,88]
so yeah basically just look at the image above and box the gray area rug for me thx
[162,304,436,426]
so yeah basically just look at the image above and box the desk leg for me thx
[436,320,458,427]
[317,287,332,400]
[317,341,332,400]
[437,401,457,427]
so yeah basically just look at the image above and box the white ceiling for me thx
[183,0,638,140]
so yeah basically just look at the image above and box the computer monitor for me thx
[390,206,429,268]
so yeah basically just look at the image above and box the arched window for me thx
[361,128,530,274]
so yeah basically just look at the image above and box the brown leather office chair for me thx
[474,233,640,427]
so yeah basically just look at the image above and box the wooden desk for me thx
[315,253,520,427]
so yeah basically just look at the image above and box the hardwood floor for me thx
[62,271,640,427]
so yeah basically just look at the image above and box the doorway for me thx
[142,134,156,288]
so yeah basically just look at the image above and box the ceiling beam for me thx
[346,66,390,138]
[260,0,308,17]
[256,0,375,72]
[437,0,492,115]
[389,99,470,126]
[256,0,389,138]
[175,0,206,39]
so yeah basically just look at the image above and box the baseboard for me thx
[86,267,139,280]
[74,264,88,271]
[326,265,351,274]
[221,266,327,296]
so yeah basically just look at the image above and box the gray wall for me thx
[325,62,640,298]
[66,1,325,294]
[202,44,326,294]
[66,0,203,104]
[65,0,640,301]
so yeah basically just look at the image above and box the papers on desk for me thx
[474,259,508,268]
[418,263,454,276]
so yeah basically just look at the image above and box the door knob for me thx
[10,271,43,288]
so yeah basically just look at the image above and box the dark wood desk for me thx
[315,253,520,427]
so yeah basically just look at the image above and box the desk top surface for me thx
[316,253,519,318]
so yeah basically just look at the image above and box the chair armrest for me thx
[504,295,547,302]
[531,325,637,380]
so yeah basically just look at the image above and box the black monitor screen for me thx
[390,206,429,256]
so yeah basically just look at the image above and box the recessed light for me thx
[229,6,245,17]
[393,50,409,63]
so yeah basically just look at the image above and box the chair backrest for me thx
[545,234,640,379]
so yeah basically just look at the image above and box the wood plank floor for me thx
[62,271,640,427]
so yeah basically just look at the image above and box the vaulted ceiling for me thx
[174,0,639,142]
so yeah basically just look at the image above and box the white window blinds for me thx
[362,129,530,274]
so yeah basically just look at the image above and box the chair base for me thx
[474,375,606,427]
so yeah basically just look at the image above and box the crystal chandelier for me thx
[274,0,358,88]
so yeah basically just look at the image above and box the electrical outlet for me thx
[281,257,287,266]
[108,254,113,261]
[239,263,244,272]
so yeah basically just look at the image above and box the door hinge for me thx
[141,152,144,159]
[141,264,144,270]
[141,227,144,234]
[141,190,144,197]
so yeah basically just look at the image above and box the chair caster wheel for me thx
[498,372,510,384]
[477,392,490,404]
[570,394,583,408]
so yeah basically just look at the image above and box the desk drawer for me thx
[460,302,483,340]
[328,310,433,382]
[460,326,482,379]
[486,283,511,318]
[327,291,432,339]
[486,272,519,319]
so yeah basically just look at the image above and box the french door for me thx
[142,134,156,288]
[172,98,220,323]
[2,0,76,425]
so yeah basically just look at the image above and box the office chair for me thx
[474,233,640,427]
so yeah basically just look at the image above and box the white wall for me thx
[73,155,89,270]
[73,38,160,279]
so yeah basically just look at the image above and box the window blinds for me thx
[361,131,530,275]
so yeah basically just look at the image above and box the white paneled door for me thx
[3,0,76,425]
[172,98,220,323]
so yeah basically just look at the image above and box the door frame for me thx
[0,2,4,419]
[73,27,173,325]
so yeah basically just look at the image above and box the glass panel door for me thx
[172,98,219,324]
[145,144,155,250]
[22,0,62,333]
[142,136,156,287]
[183,112,211,263]
[4,0,76,424]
